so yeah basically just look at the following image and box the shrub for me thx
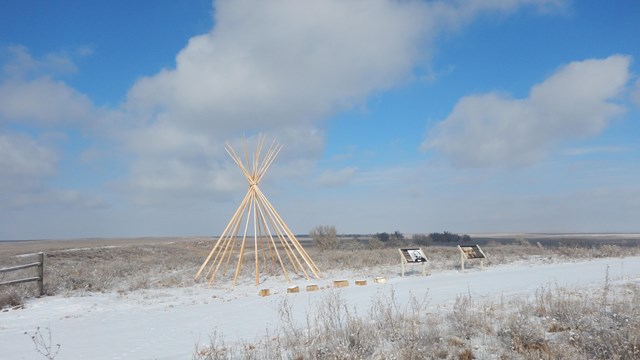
[0,287,24,309]
[309,225,338,251]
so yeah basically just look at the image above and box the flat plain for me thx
[2,234,640,359]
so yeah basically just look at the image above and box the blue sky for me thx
[1,0,639,240]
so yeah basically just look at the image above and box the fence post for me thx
[37,252,44,297]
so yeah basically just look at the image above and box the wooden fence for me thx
[0,252,45,297]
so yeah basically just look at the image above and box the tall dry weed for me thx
[192,275,640,359]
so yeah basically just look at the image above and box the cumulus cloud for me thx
[126,0,431,134]
[0,48,109,210]
[423,55,631,167]
[0,46,100,127]
[0,0,568,211]
[123,0,433,201]
[0,77,96,126]
[122,0,564,201]
[127,0,564,134]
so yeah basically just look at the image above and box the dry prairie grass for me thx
[1,239,211,304]
[3,236,640,359]
[193,281,640,359]
[2,236,640,307]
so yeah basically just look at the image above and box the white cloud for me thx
[127,0,564,134]
[0,132,57,183]
[122,0,434,201]
[0,47,111,212]
[426,0,566,32]
[0,131,107,210]
[0,46,100,127]
[122,0,565,200]
[126,0,431,133]
[1,45,78,78]
[126,159,237,205]
[423,55,631,167]
[0,77,96,126]
[0,0,574,238]
[120,124,325,205]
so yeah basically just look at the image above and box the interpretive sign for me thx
[399,248,428,276]
[458,244,487,270]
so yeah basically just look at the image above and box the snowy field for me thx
[2,256,640,359]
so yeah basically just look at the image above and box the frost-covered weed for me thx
[193,281,640,359]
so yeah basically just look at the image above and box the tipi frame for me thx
[195,136,322,287]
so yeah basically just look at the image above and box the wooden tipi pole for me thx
[195,135,322,287]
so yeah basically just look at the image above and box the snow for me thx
[2,257,640,359]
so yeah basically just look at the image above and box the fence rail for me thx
[0,252,45,296]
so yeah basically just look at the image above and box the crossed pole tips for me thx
[195,135,323,287]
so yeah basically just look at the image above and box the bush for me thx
[0,287,24,309]
[309,225,338,251]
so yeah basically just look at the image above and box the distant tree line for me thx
[373,231,404,243]
[427,231,471,243]
[309,226,472,250]
[380,231,471,246]
[375,231,471,245]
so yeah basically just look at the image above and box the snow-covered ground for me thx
[2,257,640,359]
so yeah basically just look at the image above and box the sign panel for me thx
[399,248,428,263]
[458,244,486,259]
[399,247,428,276]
